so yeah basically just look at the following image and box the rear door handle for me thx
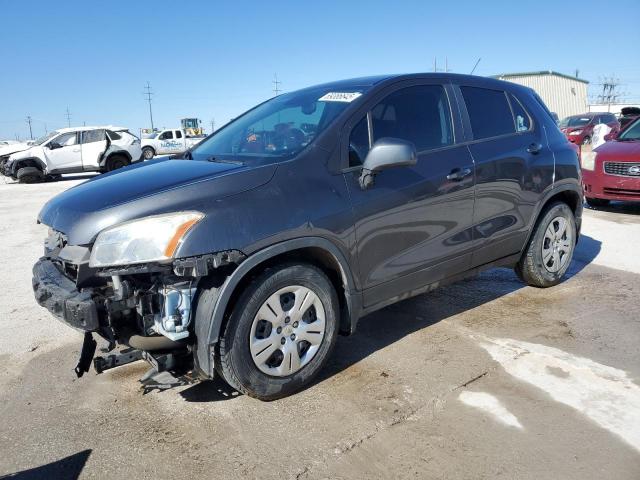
[527,142,542,154]
[447,167,472,181]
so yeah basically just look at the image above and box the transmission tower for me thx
[272,74,282,96]
[65,107,72,127]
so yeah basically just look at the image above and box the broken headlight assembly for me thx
[89,211,204,268]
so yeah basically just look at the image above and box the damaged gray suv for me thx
[33,73,582,400]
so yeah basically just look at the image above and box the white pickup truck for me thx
[141,129,205,160]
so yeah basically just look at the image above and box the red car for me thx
[582,116,640,207]
[560,112,620,146]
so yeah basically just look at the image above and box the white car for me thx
[141,128,204,159]
[1,126,142,183]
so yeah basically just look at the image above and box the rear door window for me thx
[159,131,174,140]
[461,86,514,139]
[82,129,106,144]
[370,85,453,152]
[176,130,183,139]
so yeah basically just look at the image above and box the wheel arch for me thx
[194,237,361,377]
[524,183,583,252]
[12,157,46,174]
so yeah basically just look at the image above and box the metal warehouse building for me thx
[493,71,589,120]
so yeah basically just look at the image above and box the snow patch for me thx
[459,391,523,429]
[478,336,640,452]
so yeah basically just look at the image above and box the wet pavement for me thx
[0,179,638,479]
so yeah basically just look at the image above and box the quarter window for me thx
[106,130,122,140]
[461,86,514,139]
[508,93,532,132]
[370,85,453,152]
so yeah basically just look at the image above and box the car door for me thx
[157,130,174,154]
[343,82,476,309]
[456,84,553,267]
[80,129,107,170]
[43,132,82,171]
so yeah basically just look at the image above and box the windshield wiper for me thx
[207,156,245,165]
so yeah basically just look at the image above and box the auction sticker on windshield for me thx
[319,92,362,102]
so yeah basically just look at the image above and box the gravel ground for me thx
[0,176,638,479]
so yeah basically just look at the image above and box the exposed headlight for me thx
[568,130,583,136]
[89,212,204,268]
[581,151,597,171]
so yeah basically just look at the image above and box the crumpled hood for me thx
[0,143,31,157]
[38,158,277,245]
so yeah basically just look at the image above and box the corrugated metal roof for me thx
[492,71,589,84]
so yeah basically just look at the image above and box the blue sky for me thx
[1,0,638,140]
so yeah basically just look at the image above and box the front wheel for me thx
[216,263,339,400]
[516,201,576,288]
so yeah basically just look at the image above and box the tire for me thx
[582,136,591,145]
[586,197,610,208]
[216,263,339,400]
[515,201,576,288]
[105,155,129,172]
[16,166,44,184]
[142,147,155,160]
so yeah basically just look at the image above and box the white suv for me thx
[0,126,142,183]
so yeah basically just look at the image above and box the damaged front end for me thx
[32,225,245,379]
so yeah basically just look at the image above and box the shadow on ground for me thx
[0,449,91,480]
[179,234,601,401]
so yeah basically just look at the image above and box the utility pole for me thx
[210,118,215,133]
[596,77,626,112]
[65,107,72,127]
[272,74,282,96]
[144,81,155,130]
[26,116,33,140]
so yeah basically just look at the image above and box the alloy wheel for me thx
[541,216,573,273]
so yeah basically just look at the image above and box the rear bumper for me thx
[582,169,640,202]
[32,258,100,332]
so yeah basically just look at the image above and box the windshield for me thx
[618,117,640,141]
[33,131,59,146]
[191,86,366,163]
[559,116,592,128]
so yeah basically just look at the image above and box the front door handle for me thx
[447,167,472,181]
[527,142,542,154]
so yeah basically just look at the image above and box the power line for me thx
[26,116,33,140]
[272,74,282,96]
[144,81,155,130]
[65,107,72,127]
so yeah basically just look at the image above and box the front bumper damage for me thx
[32,237,245,380]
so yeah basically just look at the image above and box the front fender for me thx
[192,236,361,377]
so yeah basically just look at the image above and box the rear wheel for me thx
[142,147,155,160]
[516,201,576,288]
[585,197,610,208]
[16,166,44,184]
[105,155,129,172]
[216,263,339,400]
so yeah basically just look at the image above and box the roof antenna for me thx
[470,57,481,75]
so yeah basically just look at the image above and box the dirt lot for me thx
[0,176,639,479]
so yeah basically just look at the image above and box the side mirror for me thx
[604,131,617,141]
[359,137,417,189]
[48,142,62,150]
